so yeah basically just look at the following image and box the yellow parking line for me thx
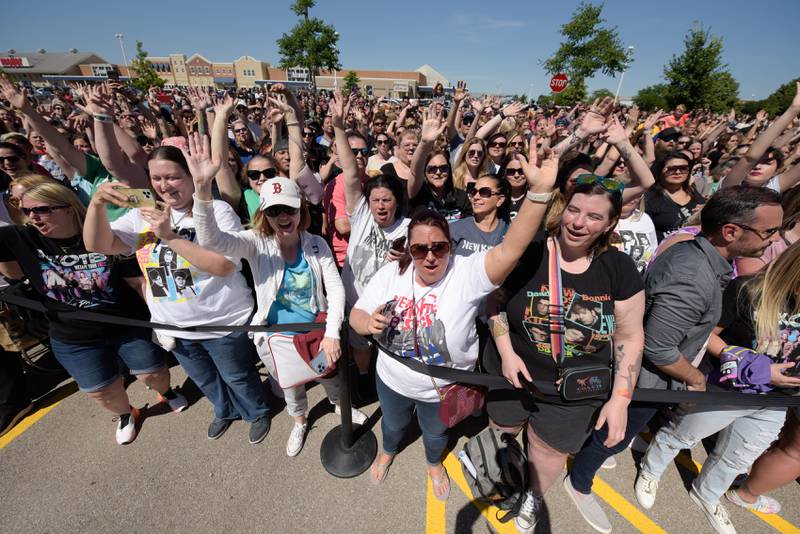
[425,475,447,534]
[592,477,668,533]
[0,382,77,450]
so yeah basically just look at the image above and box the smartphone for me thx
[309,350,329,375]
[114,187,156,209]
[390,236,406,252]
[380,299,397,319]
[784,345,800,377]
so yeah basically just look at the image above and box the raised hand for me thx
[141,118,158,140]
[0,76,29,110]
[537,148,560,191]
[181,132,220,193]
[602,116,629,146]
[329,92,348,130]
[626,104,640,130]
[792,81,800,109]
[140,204,177,240]
[453,80,468,104]
[212,93,235,118]
[516,137,540,184]
[642,109,664,132]
[188,87,213,111]
[501,101,526,119]
[756,109,768,123]
[79,84,115,116]
[420,105,446,143]
[470,97,484,114]
[579,96,615,136]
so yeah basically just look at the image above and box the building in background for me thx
[233,56,270,88]
[1,49,108,85]
[212,62,236,88]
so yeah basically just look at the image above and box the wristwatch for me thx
[526,190,553,204]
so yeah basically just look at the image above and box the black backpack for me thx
[460,427,528,522]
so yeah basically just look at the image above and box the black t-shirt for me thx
[645,188,705,242]
[0,225,149,344]
[409,184,471,222]
[485,236,644,395]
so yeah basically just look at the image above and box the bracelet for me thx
[285,122,300,127]
[499,110,506,120]
[93,113,113,123]
[526,190,553,204]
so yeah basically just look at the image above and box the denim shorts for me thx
[50,334,167,393]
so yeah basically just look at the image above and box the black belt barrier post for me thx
[320,321,377,478]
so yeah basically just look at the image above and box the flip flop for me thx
[370,454,394,485]
[429,466,451,501]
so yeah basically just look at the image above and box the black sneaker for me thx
[0,402,34,438]
[207,417,233,440]
[249,416,271,444]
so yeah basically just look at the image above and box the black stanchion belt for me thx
[4,287,800,407]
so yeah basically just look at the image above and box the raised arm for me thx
[475,101,525,140]
[331,93,362,214]
[210,94,242,209]
[446,81,467,141]
[724,82,800,189]
[603,117,656,202]
[485,145,559,285]
[409,107,446,199]
[554,97,614,154]
[83,183,139,255]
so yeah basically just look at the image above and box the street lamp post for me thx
[332,32,340,93]
[614,45,635,103]
[114,33,130,80]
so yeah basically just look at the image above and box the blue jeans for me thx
[50,334,166,393]
[376,373,448,465]
[570,403,658,494]
[640,405,787,503]
[173,332,268,422]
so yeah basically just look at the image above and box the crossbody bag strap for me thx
[546,237,566,369]
[410,269,445,399]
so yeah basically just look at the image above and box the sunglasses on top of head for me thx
[409,241,451,260]
[575,173,624,193]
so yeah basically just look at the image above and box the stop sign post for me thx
[550,73,569,93]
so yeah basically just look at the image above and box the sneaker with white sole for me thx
[601,456,617,469]
[725,488,781,514]
[114,407,139,445]
[514,490,542,533]
[629,434,649,453]
[689,488,737,534]
[564,475,612,533]
[158,389,189,413]
[634,471,659,510]
[286,422,307,457]
[334,404,368,425]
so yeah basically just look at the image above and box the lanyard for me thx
[546,237,566,368]
[410,267,443,398]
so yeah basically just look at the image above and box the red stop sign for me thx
[550,73,569,93]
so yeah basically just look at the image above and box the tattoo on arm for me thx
[489,312,510,338]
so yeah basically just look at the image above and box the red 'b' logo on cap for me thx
[273,183,282,194]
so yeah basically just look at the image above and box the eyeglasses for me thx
[351,148,370,157]
[466,150,483,158]
[0,155,20,164]
[488,142,507,149]
[426,164,448,175]
[467,186,503,199]
[505,168,524,177]
[21,205,69,216]
[409,241,451,260]
[264,205,299,218]
[576,174,624,193]
[247,168,277,181]
[663,164,690,175]
[735,223,781,241]
[376,139,391,145]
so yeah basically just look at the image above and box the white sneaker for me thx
[334,404,368,425]
[563,475,612,534]
[689,489,737,534]
[514,490,542,533]
[634,471,659,510]
[158,390,188,413]
[114,407,139,445]
[286,422,307,457]
[601,456,617,469]
[725,488,781,514]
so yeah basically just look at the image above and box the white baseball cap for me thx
[259,177,302,210]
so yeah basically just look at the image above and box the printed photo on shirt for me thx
[146,267,168,298]
[137,231,201,302]
[350,225,390,287]
[380,292,453,366]
[38,250,114,308]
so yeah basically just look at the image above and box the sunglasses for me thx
[409,241,451,260]
[373,122,386,127]
[489,142,507,149]
[376,139,391,145]
[21,205,69,216]
[663,164,690,175]
[302,131,314,137]
[467,186,503,198]
[426,164,448,175]
[735,223,781,241]
[234,128,249,134]
[264,205,299,218]
[0,155,20,164]
[351,148,370,157]
[509,141,525,148]
[576,174,624,193]
[467,150,483,158]
[247,168,277,181]
[505,168,524,177]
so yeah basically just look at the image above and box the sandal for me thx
[369,453,394,485]
[429,465,451,501]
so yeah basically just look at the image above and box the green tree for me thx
[633,84,670,111]
[663,24,739,112]
[544,3,629,105]
[277,0,341,93]
[761,77,800,117]
[129,41,165,92]
[590,88,614,101]
[342,70,360,95]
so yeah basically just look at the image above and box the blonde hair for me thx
[22,181,86,233]
[743,241,800,350]
[9,173,56,194]
[453,137,488,190]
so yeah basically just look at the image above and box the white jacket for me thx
[192,197,345,339]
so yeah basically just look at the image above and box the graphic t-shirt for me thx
[508,194,526,221]
[449,217,508,257]
[267,251,316,325]
[341,196,410,306]
[613,212,658,275]
[110,200,254,340]
[0,225,147,343]
[354,251,497,402]
[487,237,643,396]
[645,188,705,242]
[84,154,129,222]
[409,185,471,222]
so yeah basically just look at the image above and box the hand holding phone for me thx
[309,350,330,375]
[114,187,156,209]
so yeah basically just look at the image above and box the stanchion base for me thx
[320,425,378,478]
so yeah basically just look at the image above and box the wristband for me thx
[285,121,300,127]
[526,190,553,204]
[499,110,506,120]
[93,113,113,123]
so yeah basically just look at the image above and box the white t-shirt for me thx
[342,196,409,306]
[367,154,395,173]
[110,200,254,340]
[615,211,658,275]
[354,251,497,402]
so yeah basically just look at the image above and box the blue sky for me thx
[3,0,799,99]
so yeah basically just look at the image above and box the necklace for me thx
[170,208,190,229]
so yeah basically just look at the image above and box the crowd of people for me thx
[0,73,799,534]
